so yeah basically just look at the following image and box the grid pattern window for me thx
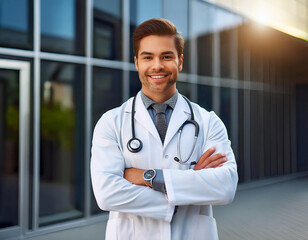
[0,0,307,239]
[39,61,85,226]
[41,0,85,55]
[93,0,122,60]
[0,0,33,49]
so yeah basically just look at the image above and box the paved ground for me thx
[214,175,308,240]
[26,174,308,240]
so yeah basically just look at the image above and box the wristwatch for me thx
[143,169,156,187]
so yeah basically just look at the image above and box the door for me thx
[0,60,30,239]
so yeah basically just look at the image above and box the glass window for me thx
[191,1,216,77]
[40,61,85,226]
[129,71,141,97]
[177,82,191,99]
[91,67,122,214]
[0,0,32,49]
[0,69,19,229]
[197,84,212,111]
[41,0,85,55]
[220,87,231,136]
[163,0,189,72]
[92,67,122,127]
[130,0,162,61]
[93,0,122,60]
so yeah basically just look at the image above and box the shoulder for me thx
[189,101,226,132]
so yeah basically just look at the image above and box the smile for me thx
[149,75,168,79]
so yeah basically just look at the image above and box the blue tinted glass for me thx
[130,0,162,61]
[163,0,189,72]
[40,61,85,226]
[0,0,32,49]
[0,69,19,229]
[93,0,122,60]
[41,0,75,39]
[163,0,188,39]
[41,0,85,55]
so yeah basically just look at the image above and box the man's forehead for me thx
[138,35,177,55]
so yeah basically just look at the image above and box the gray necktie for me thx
[152,103,168,143]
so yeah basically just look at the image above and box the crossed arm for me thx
[91,111,238,221]
[124,147,227,187]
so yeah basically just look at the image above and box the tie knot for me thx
[152,103,168,114]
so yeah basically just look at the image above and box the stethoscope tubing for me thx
[128,94,199,165]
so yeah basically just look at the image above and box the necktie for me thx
[152,103,168,143]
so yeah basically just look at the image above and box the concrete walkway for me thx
[26,175,308,240]
[214,175,308,240]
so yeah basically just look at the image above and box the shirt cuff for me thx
[152,169,166,193]
[162,169,175,204]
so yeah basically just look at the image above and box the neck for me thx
[142,88,176,103]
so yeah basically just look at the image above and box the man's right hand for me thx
[193,147,227,170]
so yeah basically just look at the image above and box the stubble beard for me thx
[140,71,177,95]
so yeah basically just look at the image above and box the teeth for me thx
[151,75,165,79]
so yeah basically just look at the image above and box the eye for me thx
[163,55,173,60]
[143,56,152,60]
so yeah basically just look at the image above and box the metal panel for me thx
[0,59,30,238]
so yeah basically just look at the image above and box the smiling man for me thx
[91,18,238,240]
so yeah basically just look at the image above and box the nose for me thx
[152,58,164,72]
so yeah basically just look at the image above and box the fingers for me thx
[199,147,216,162]
[203,155,227,169]
[198,153,227,170]
[194,147,228,170]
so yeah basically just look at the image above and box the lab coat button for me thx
[164,155,169,159]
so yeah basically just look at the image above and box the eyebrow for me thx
[140,51,153,56]
[139,51,176,56]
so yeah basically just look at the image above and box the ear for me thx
[178,54,184,72]
[134,56,139,71]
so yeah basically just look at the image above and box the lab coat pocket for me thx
[193,215,218,240]
[105,218,134,240]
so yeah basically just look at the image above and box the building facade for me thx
[1,0,308,239]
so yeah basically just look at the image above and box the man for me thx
[91,18,238,240]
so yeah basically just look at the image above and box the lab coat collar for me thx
[124,91,191,147]
[125,92,161,145]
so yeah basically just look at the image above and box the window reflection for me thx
[93,0,122,60]
[0,69,19,229]
[40,61,85,226]
[220,87,231,134]
[192,1,242,77]
[197,84,213,111]
[91,67,122,214]
[129,71,141,97]
[163,0,189,72]
[41,0,85,55]
[0,0,32,49]
[130,0,162,61]
[191,1,216,77]
[92,67,122,128]
[177,82,191,99]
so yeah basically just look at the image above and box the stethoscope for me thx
[127,95,199,165]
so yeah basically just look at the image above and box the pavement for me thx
[214,174,308,240]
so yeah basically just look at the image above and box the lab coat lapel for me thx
[127,92,162,144]
[164,94,191,148]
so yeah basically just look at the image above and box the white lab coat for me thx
[91,92,238,240]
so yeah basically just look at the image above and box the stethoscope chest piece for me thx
[127,138,143,153]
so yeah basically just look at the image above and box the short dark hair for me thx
[133,18,184,58]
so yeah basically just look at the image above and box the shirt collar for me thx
[140,90,178,110]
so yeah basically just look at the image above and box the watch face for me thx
[144,169,155,180]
